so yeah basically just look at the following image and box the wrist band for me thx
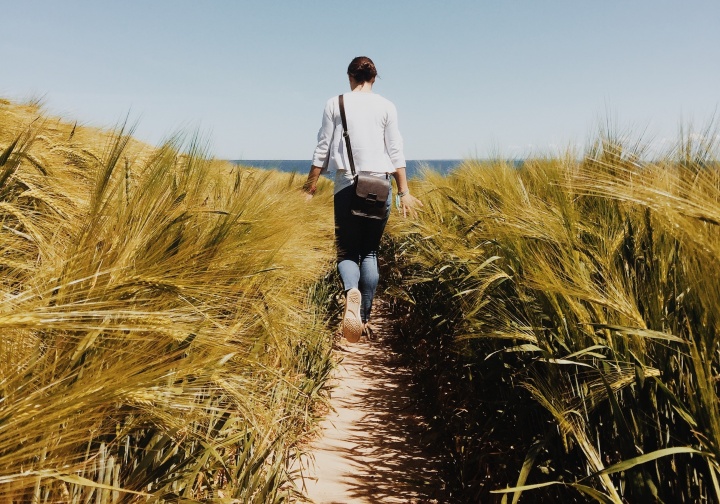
[397,190,409,198]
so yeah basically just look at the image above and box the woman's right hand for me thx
[399,193,423,219]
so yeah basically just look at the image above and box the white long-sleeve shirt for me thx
[311,92,406,193]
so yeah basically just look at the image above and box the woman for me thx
[303,56,422,343]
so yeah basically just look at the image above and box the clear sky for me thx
[2,1,719,160]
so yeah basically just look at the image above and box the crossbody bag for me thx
[338,94,392,220]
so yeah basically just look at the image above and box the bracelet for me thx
[397,190,409,198]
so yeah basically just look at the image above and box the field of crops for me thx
[5,95,720,503]
[383,130,720,503]
[0,100,338,503]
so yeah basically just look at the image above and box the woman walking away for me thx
[303,56,422,343]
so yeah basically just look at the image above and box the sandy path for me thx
[295,304,445,504]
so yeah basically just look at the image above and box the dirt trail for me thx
[295,301,445,504]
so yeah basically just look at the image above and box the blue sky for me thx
[2,1,718,160]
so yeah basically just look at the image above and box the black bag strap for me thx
[338,94,357,177]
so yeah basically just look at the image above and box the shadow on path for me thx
[298,301,446,504]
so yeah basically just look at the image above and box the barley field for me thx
[4,95,720,503]
[0,99,337,503]
[383,127,720,503]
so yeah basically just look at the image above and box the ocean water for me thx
[232,159,462,178]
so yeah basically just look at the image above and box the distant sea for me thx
[231,160,462,179]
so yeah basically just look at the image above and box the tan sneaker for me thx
[342,288,363,343]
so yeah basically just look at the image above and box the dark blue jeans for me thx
[334,183,392,323]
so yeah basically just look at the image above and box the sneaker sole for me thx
[343,288,363,343]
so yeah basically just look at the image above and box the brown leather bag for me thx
[352,172,390,219]
[339,94,391,220]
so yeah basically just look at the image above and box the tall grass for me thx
[0,100,336,502]
[383,128,720,502]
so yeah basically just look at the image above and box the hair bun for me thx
[347,56,378,84]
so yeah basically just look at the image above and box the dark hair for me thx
[347,56,378,83]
